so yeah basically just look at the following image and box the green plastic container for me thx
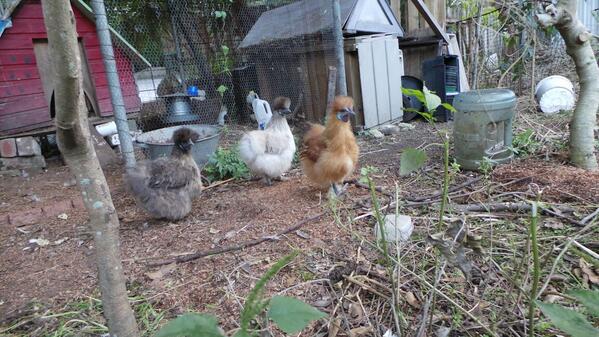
[453,89,516,171]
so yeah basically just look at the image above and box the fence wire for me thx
[105,0,337,140]
[449,5,578,95]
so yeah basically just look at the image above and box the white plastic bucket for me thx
[95,121,117,136]
[534,75,576,114]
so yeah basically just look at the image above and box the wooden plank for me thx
[390,0,401,19]
[0,79,45,99]
[371,38,391,124]
[356,39,378,129]
[0,108,50,133]
[0,65,41,82]
[0,93,47,116]
[0,50,37,66]
[344,48,365,127]
[410,0,449,43]
[447,33,470,92]
[407,0,420,33]
[385,38,403,121]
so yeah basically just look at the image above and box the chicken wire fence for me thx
[449,6,576,95]
[105,0,338,145]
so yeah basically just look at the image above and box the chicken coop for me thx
[0,0,143,136]
[239,0,405,129]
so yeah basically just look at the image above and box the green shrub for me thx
[203,147,249,183]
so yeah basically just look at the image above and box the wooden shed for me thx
[239,0,405,129]
[0,0,143,136]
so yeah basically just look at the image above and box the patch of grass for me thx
[0,294,166,337]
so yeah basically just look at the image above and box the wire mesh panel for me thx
[104,0,338,136]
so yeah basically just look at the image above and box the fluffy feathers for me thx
[239,96,296,184]
[125,127,202,220]
[300,96,359,192]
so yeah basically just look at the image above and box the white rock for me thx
[378,124,401,135]
[396,122,415,130]
[369,129,385,139]
[375,214,413,243]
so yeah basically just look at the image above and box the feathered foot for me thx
[261,177,273,186]
[273,176,289,182]
[328,182,349,199]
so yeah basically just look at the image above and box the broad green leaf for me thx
[267,296,327,334]
[401,88,425,104]
[536,301,599,337]
[221,45,230,55]
[441,102,457,113]
[217,85,228,97]
[214,10,227,19]
[155,313,223,337]
[422,85,441,111]
[400,148,427,176]
[569,289,599,317]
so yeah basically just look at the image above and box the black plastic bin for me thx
[422,55,460,122]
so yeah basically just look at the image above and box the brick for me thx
[0,155,46,171]
[42,199,74,217]
[16,137,42,156]
[8,208,43,226]
[0,138,17,158]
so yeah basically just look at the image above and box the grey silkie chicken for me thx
[125,128,202,220]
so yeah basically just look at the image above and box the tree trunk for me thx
[40,1,140,336]
[537,1,599,170]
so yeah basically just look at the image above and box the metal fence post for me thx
[332,0,347,96]
[90,0,136,168]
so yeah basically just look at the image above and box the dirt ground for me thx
[1,114,598,336]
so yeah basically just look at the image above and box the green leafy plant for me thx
[536,289,599,337]
[509,129,541,156]
[155,252,326,337]
[401,86,456,230]
[202,147,249,183]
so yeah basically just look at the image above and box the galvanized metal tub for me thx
[135,125,221,168]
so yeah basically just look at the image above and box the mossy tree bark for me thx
[41,1,140,336]
[536,1,598,170]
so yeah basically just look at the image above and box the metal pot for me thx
[135,125,221,168]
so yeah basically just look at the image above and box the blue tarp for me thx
[0,17,12,38]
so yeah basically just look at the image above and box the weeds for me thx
[0,294,165,337]
[202,146,249,183]
[155,252,326,337]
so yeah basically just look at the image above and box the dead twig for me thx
[453,202,585,226]
[407,176,483,202]
[581,207,599,224]
[146,212,325,267]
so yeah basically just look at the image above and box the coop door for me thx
[33,39,99,118]
[356,36,403,129]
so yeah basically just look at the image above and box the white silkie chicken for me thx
[239,96,296,185]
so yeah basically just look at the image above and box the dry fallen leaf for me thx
[57,213,68,220]
[579,258,599,285]
[29,238,50,247]
[328,317,341,337]
[405,291,420,308]
[543,219,564,229]
[145,263,177,281]
[349,326,373,336]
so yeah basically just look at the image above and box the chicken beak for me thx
[283,108,292,115]
[347,108,356,116]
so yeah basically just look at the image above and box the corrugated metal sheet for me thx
[356,35,403,129]
[579,0,599,35]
